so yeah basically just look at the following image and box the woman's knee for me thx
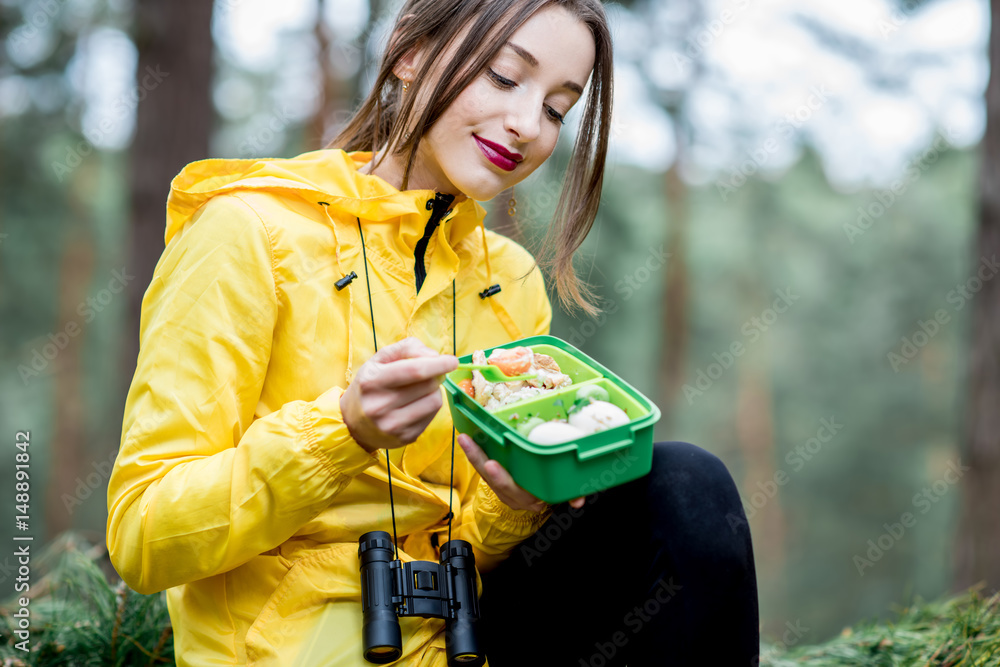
[645,441,751,551]
[649,441,741,500]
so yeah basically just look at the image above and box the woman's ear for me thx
[392,48,419,83]
[388,13,422,83]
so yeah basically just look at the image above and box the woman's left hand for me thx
[457,433,586,512]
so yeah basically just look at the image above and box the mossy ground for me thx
[761,586,1000,666]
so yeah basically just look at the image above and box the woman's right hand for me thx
[339,337,459,453]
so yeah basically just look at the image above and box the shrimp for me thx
[457,379,475,399]
[487,346,533,376]
[471,349,494,407]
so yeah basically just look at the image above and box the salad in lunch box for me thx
[455,346,572,410]
[455,345,632,444]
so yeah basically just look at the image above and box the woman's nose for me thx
[503,100,542,144]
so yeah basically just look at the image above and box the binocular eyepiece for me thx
[359,530,484,666]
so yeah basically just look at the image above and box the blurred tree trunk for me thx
[660,159,688,409]
[954,0,1000,595]
[120,0,214,403]
[735,355,786,627]
[311,0,340,148]
[316,0,387,151]
[46,232,93,541]
[651,0,703,420]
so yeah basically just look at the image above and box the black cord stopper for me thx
[335,271,357,290]
[479,284,501,299]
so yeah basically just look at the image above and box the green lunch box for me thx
[443,335,661,504]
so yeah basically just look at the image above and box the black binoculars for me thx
[358,530,484,666]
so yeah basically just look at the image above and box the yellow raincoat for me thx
[106,148,555,666]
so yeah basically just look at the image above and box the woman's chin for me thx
[441,163,519,201]
[450,178,514,203]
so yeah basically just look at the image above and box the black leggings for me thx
[479,441,760,667]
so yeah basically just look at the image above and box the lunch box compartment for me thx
[444,335,660,503]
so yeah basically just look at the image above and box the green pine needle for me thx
[0,532,173,667]
[761,585,1000,666]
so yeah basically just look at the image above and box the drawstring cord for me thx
[479,223,521,340]
[355,216,405,561]
[325,199,509,559]
[448,279,457,547]
[355,213,458,562]
[319,202,357,385]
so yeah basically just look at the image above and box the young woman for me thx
[106,0,759,665]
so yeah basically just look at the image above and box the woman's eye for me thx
[488,67,565,126]
[487,68,516,88]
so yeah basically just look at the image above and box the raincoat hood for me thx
[164,149,522,377]
[165,148,487,249]
[108,148,554,665]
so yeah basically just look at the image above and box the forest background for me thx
[1,0,998,653]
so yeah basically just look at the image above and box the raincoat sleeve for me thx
[458,261,554,573]
[107,194,379,596]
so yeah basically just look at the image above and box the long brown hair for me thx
[327,0,613,318]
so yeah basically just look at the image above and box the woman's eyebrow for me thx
[505,41,585,95]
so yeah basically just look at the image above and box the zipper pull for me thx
[426,192,456,214]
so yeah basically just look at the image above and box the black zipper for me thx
[414,192,456,294]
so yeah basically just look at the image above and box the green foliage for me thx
[0,534,173,667]
[761,587,1000,666]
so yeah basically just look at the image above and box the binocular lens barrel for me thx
[440,540,484,667]
[359,533,484,666]
[359,531,402,664]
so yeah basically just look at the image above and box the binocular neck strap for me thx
[356,217,459,561]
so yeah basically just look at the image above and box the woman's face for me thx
[390,5,597,202]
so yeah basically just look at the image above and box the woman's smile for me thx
[473,134,523,172]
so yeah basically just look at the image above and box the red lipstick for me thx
[474,135,522,172]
